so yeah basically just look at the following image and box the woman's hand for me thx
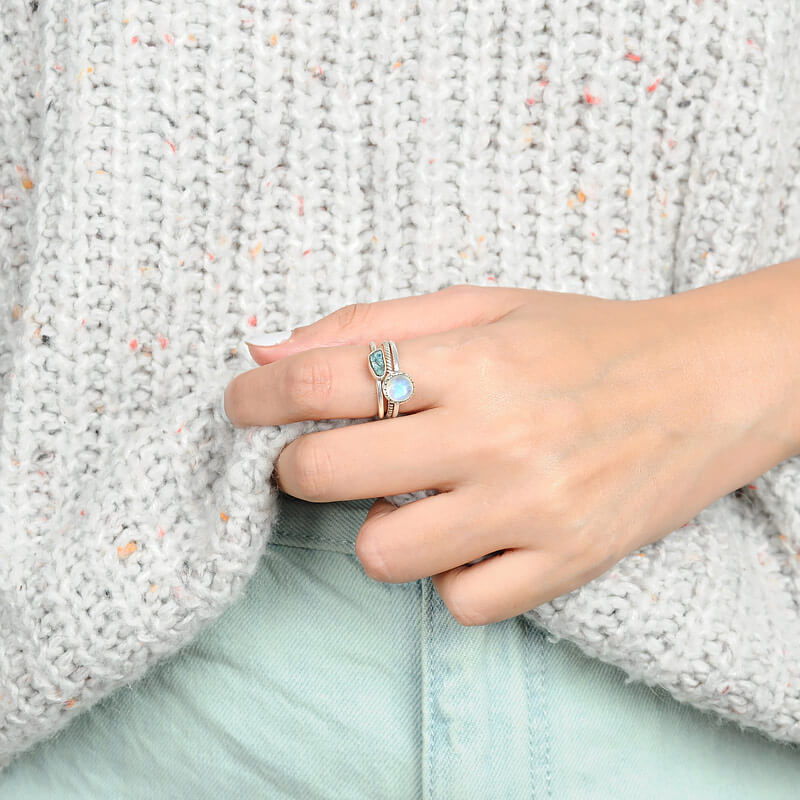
[223,278,799,627]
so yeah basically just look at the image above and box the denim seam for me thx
[267,539,355,556]
[542,640,553,799]
[427,580,435,800]
[528,630,534,799]
[524,621,553,799]
[536,624,553,799]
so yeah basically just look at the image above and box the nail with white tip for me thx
[220,391,232,425]
[244,329,293,347]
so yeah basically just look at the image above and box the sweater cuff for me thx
[750,454,800,560]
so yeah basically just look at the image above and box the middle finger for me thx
[274,406,465,502]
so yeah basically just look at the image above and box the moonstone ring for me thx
[367,340,415,418]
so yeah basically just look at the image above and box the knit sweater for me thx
[1,0,799,769]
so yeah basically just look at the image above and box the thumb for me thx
[354,498,399,563]
[362,497,398,524]
[242,283,525,365]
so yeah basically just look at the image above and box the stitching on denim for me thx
[432,584,438,800]
[540,626,553,799]
[527,623,553,799]
[527,625,534,799]
[266,539,355,556]
[427,580,435,800]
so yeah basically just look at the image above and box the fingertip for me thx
[240,340,258,364]
[220,390,232,425]
[241,339,295,365]
[366,497,397,521]
[243,329,294,349]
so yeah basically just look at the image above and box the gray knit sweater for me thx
[1,0,799,769]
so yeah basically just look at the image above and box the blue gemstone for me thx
[384,373,413,403]
[368,348,386,378]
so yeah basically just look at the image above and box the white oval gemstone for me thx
[385,373,413,402]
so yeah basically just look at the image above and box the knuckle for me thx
[224,375,245,419]
[550,394,592,439]
[284,352,335,416]
[356,537,391,582]
[331,302,368,333]
[473,411,537,475]
[289,437,335,500]
[536,478,597,560]
[494,416,537,465]
[536,474,574,523]
[447,595,486,627]
[438,334,489,392]
[456,329,506,375]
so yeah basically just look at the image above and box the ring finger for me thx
[274,406,466,501]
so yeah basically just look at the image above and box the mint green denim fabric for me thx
[1,493,799,799]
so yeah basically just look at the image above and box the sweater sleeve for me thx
[669,200,800,572]
[665,76,800,563]
[751,465,800,557]
[0,1,295,770]
[519,171,800,745]
[0,2,392,770]
[0,0,39,406]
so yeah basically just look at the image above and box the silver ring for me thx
[367,339,415,419]
[368,341,385,418]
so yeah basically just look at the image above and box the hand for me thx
[223,283,762,626]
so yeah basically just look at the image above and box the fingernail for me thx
[244,329,293,347]
[220,391,232,425]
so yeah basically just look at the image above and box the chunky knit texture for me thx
[1,0,800,769]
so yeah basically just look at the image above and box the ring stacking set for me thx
[367,340,415,419]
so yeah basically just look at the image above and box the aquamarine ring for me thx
[367,340,415,418]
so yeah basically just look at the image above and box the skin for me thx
[223,258,800,627]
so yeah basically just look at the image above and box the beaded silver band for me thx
[367,340,415,419]
[384,341,398,418]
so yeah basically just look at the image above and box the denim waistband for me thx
[268,492,373,554]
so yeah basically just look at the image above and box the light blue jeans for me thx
[1,493,799,798]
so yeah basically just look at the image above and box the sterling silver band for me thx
[368,340,385,418]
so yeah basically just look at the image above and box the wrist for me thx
[641,260,800,489]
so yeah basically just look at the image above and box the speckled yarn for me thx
[2,0,800,770]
